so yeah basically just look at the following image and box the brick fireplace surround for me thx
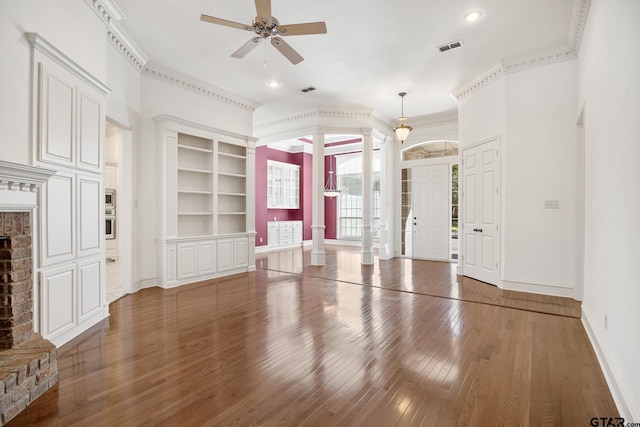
[0,162,58,425]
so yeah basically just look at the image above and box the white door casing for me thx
[462,140,501,286]
[412,164,450,261]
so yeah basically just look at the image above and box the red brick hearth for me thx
[0,212,57,426]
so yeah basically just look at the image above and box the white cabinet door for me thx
[217,239,234,271]
[293,222,303,244]
[177,243,198,280]
[39,66,75,168]
[41,172,75,266]
[76,91,103,172]
[198,241,216,275]
[77,258,103,323]
[77,175,101,257]
[41,264,76,339]
[234,238,248,268]
[268,222,279,246]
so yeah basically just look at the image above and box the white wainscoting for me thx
[30,33,109,347]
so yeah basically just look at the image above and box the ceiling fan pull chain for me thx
[264,40,267,67]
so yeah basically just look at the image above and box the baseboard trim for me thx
[501,278,574,298]
[134,276,157,290]
[582,307,639,422]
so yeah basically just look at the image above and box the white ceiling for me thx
[114,0,579,122]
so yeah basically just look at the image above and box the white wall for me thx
[458,79,506,148]
[133,76,255,285]
[0,1,106,164]
[578,0,640,420]
[503,60,578,294]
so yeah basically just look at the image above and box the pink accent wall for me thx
[255,147,306,246]
[254,148,340,246]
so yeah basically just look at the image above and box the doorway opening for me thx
[105,121,133,303]
[399,140,459,260]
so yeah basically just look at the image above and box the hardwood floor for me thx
[9,246,616,426]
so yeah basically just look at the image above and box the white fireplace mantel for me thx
[0,160,56,209]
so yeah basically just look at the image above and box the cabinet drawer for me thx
[279,231,292,240]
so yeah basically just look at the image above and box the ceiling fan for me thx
[200,0,327,65]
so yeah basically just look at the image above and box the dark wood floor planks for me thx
[8,246,615,426]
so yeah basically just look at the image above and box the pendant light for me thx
[324,154,341,198]
[393,92,413,143]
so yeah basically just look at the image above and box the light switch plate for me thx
[544,200,560,209]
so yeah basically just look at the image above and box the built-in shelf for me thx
[177,144,213,154]
[219,152,246,160]
[178,189,214,195]
[156,116,255,288]
[178,167,213,174]
[219,172,246,178]
[178,212,213,216]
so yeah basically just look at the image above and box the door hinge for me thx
[496,149,499,156]
[496,262,499,269]
[496,188,499,194]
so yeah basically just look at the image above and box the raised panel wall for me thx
[77,92,102,172]
[77,258,102,322]
[41,264,76,339]
[39,65,74,167]
[31,34,109,347]
[42,172,75,265]
[77,175,101,256]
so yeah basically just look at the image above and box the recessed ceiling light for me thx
[267,80,280,88]
[464,11,482,22]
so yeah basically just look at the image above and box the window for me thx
[336,153,381,239]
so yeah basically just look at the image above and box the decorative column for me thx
[311,129,326,265]
[246,139,257,271]
[378,136,393,260]
[361,129,374,265]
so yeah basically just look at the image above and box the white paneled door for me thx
[412,165,450,261]
[462,140,501,286]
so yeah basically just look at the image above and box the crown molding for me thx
[26,33,111,95]
[143,64,260,112]
[451,0,590,103]
[410,112,458,129]
[450,63,505,102]
[254,108,384,131]
[84,0,148,72]
[568,0,591,54]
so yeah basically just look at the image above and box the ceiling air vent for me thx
[437,40,464,53]
[301,86,316,93]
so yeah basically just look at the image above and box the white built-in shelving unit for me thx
[155,115,256,287]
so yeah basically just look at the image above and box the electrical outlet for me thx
[544,200,560,209]
[259,237,263,243]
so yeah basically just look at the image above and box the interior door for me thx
[412,164,450,261]
[462,140,500,285]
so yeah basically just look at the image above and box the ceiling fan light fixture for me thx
[267,80,280,88]
[393,92,413,143]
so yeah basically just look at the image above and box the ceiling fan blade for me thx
[231,37,263,58]
[271,37,304,65]
[254,0,272,27]
[277,22,327,36]
[200,14,252,31]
